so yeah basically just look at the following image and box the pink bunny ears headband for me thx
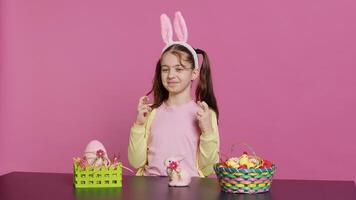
[160,11,199,69]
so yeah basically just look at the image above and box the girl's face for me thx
[160,52,199,95]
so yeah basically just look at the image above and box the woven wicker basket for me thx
[214,163,276,194]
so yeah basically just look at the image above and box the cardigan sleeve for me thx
[197,109,220,176]
[128,123,147,169]
[127,110,156,169]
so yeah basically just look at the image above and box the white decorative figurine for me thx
[164,155,191,187]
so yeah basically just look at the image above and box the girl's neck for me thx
[165,94,193,107]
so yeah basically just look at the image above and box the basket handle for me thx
[230,142,258,159]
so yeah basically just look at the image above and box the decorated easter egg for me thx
[226,157,240,168]
[248,158,260,168]
[260,159,273,168]
[84,140,109,167]
[238,152,249,166]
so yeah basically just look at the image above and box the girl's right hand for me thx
[135,96,153,125]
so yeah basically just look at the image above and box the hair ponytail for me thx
[195,48,219,120]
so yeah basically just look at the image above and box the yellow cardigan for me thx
[128,108,220,177]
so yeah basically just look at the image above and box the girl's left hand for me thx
[197,101,214,134]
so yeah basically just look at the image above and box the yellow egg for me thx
[239,154,249,165]
[226,157,240,168]
[247,162,256,168]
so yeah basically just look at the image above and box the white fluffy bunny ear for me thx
[174,11,188,42]
[160,13,173,44]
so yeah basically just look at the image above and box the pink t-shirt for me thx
[143,100,200,177]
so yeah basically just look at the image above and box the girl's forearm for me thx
[128,124,148,169]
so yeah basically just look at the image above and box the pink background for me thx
[1,0,355,182]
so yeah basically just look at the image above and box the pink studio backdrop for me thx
[1,0,355,182]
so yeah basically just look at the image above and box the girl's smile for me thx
[167,81,180,84]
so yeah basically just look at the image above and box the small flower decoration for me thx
[111,154,120,164]
[73,156,88,169]
[96,149,105,158]
[168,161,178,170]
[79,157,88,169]
[110,154,120,168]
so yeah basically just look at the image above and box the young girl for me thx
[128,12,220,177]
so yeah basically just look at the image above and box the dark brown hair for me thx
[147,44,219,119]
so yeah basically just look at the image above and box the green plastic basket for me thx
[214,163,276,194]
[73,162,122,188]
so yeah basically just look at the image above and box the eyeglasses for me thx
[161,66,193,75]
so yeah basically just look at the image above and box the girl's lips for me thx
[167,82,179,87]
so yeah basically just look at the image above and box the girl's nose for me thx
[167,70,175,78]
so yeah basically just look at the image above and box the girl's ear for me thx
[174,11,188,42]
[191,68,199,81]
[160,13,173,44]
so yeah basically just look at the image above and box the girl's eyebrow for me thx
[161,64,182,67]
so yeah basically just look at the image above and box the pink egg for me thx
[84,140,109,167]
